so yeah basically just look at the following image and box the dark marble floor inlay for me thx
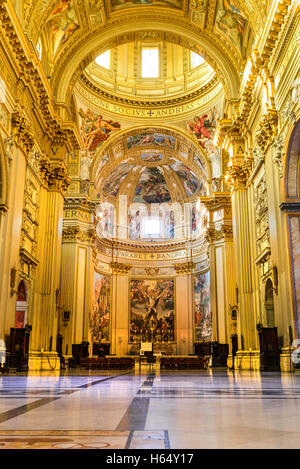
[116,373,155,431]
[0,372,129,424]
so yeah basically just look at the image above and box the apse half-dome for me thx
[94,128,209,244]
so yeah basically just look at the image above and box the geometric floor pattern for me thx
[1,367,300,448]
[0,430,168,449]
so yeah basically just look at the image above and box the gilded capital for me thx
[110,261,131,274]
[174,261,194,275]
[225,159,252,191]
[11,111,34,155]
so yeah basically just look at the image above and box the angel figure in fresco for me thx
[50,0,71,18]
[81,113,121,152]
[48,0,80,54]
[186,115,212,148]
[216,0,247,50]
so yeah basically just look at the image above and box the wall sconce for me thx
[63,311,70,327]
[118,336,123,343]
[181,336,186,343]
[272,266,278,294]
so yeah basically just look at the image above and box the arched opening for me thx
[15,280,28,329]
[0,134,8,214]
[285,119,300,337]
[265,278,275,328]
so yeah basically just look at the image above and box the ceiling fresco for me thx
[96,127,209,206]
[111,0,184,10]
[133,167,172,204]
[22,0,261,83]
[127,133,176,150]
[15,0,271,202]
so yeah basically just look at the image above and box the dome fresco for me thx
[97,127,209,205]
[102,160,133,197]
[127,133,176,150]
[170,159,205,197]
[101,158,206,203]
[96,127,209,243]
[133,167,171,204]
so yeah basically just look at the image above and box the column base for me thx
[28,351,60,371]
[280,347,295,372]
[231,350,261,370]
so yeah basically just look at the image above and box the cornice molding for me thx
[79,71,219,108]
[280,202,300,212]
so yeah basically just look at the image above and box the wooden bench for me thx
[80,356,135,370]
[160,356,210,370]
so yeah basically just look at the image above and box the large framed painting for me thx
[194,271,212,342]
[129,279,175,343]
[90,272,111,343]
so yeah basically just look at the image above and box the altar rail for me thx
[160,356,210,370]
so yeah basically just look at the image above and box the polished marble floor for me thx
[0,367,300,449]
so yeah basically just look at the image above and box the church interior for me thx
[0,0,300,450]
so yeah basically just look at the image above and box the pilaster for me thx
[174,262,194,355]
[29,156,69,367]
[59,198,96,357]
[110,261,131,355]
[201,193,236,350]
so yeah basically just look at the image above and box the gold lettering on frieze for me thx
[77,83,223,118]
[64,209,90,222]
[108,249,188,261]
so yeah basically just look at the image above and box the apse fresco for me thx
[79,108,121,152]
[191,204,199,234]
[133,167,171,204]
[193,153,206,176]
[98,203,114,237]
[48,0,80,55]
[194,272,212,342]
[215,0,248,51]
[103,161,133,196]
[90,272,111,343]
[129,209,141,240]
[141,152,163,162]
[129,279,175,343]
[170,160,205,197]
[127,133,176,150]
[165,209,175,238]
[95,154,110,182]
[112,0,183,10]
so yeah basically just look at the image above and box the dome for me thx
[82,41,215,103]
[93,127,209,243]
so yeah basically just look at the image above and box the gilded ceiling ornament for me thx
[291,78,300,105]
[271,135,284,179]
[4,135,16,162]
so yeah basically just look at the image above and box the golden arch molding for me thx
[52,22,241,111]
